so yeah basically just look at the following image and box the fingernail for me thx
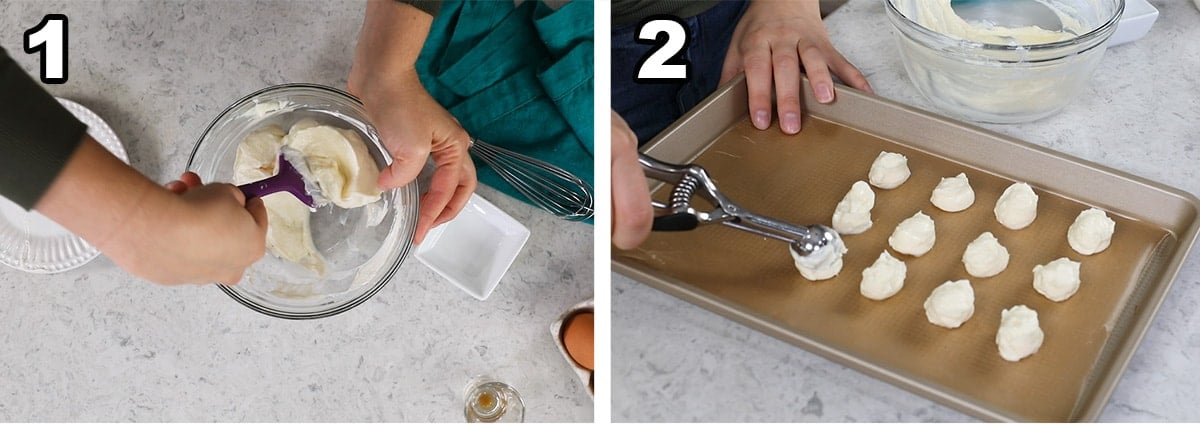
[753,110,769,129]
[782,113,801,134]
[818,84,835,103]
[863,82,875,94]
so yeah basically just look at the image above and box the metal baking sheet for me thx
[612,76,1200,422]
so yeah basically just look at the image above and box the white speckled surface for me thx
[0,1,592,421]
[614,0,1199,421]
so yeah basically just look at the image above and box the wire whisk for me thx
[468,138,594,221]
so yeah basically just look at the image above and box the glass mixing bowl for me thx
[187,83,419,319]
[885,0,1124,123]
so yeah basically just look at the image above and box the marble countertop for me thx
[614,0,1199,421]
[0,1,592,421]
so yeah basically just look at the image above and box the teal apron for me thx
[416,0,594,223]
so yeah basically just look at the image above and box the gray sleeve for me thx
[395,0,442,16]
[0,48,86,210]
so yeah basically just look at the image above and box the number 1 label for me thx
[24,14,69,84]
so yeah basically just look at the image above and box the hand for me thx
[104,175,269,285]
[351,73,477,245]
[348,0,476,244]
[35,139,268,285]
[164,171,201,194]
[611,111,653,249]
[720,1,872,134]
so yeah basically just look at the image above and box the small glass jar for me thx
[463,376,524,423]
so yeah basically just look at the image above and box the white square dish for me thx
[1109,0,1158,47]
[416,194,531,300]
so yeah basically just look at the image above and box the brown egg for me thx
[562,312,594,371]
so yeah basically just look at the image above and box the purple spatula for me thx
[237,151,323,210]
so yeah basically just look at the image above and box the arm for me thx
[36,138,268,285]
[348,0,436,92]
[720,0,872,134]
[1,48,267,285]
[348,0,475,244]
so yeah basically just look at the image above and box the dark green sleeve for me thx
[395,0,442,16]
[0,47,87,210]
[612,0,721,26]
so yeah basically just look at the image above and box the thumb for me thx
[213,183,248,205]
[377,142,431,190]
[245,197,269,234]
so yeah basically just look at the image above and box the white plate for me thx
[415,194,530,300]
[0,98,127,273]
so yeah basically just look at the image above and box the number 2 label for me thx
[635,16,690,82]
[24,14,69,84]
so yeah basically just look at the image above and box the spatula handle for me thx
[235,153,316,209]
[237,173,287,201]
